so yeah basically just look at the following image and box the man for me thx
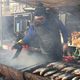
[33,2,68,61]
[12,24,35,58]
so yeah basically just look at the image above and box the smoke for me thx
[0,48,48,70]
[0,16,49,70]
[0,17,47,69]
[2,16,14,41]
[12,49,48,69]
[58,6,80,35]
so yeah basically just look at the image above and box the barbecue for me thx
[0,61,80,80]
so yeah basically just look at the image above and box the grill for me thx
[32,62,80,80]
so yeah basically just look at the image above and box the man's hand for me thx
[63,43,68,52]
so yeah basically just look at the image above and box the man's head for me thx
[34,2,47,25]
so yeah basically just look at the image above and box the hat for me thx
[34,3,46,17]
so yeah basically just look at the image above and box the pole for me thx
[0,0,3,47]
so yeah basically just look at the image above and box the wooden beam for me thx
[14,0,80,8]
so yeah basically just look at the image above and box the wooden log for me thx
[0,64,24,80]
[0,64,50,80]
[24,72,50,80]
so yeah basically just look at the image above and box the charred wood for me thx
[0,64,50,80]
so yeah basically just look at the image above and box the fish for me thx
[40,67,57,76]
[33,68,46,75]
[72,69,80,76]
[51,73,62,80]
[33,66,58,76]
[55,73,66,80]
[62,74,75,80]
[72,76,80,80]
[47,62,66,71]
[47,62,61,67]
[43,70,57,77]
[47,62,65,68]
[61,67,75,73]
[55,64,66,70]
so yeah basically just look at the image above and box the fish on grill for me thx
[54,73,75,80]
[51,73,62,80]
[54,73,66,80]
[72,69,80,76]
[62,74,75,80]
[47,62,66,70]
[61,67,75,73]
[47,62,64,67]
[32,62,80,79]
[33,68,46,75]
[33,67,57,76]
[47,62,60,67]
[72,76,80,80]
[43,70,57,77]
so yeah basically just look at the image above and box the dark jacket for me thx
[23,25,36,46]
[33,12,68,61]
